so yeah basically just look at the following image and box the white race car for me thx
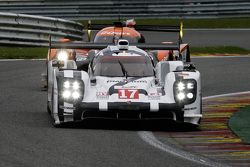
[47,40,202,127]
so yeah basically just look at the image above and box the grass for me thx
[80,18,250,28]
[0,47,47,59]
[229,106,250,144]
[190,46,250,56]
[0,46,249,59]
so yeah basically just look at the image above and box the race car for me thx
[47,39,202,127]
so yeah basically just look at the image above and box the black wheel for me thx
[47,102,51,114]
[53,122,63,128]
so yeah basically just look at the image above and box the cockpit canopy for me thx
[92,48,154,77]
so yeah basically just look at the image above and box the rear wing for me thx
[50,41,180,51]
[86,21,183,48]
[88,22,180,32]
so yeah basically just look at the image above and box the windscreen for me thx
[93,55,154,77]
[94,35,139,43]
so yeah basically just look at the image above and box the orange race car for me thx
[42,19,191,89]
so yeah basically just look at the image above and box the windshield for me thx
[94,35,139,43]
[93,55,154,77]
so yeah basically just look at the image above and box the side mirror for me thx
[90,77,96,86]
[184,63,196,71]
[181,46,191,62]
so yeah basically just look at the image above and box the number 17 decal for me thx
[118,89,139,99]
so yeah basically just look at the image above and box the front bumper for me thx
[58,102,185,122]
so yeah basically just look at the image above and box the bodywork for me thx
[47,41,202,126]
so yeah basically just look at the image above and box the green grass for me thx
[190,46,250,55]
[229,106,250,144]
[0,46,249,59]
[0,47,47,59]
[80,18,250,28]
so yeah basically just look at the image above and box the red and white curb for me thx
[139,91,250,167]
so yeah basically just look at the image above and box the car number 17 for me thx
[118,89,139,99]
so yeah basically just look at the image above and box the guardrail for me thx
[0,12,84,46]
[0,0,249,20]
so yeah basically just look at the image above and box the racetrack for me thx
[0,56,250,167]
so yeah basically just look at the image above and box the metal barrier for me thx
[0,0,249,20]
[0,1,249,46]
[0,12,84,46]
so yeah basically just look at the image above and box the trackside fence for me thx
[0,0,249,20]
[0,12,84,46]
[0,1,250,46]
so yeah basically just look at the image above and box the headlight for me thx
[72,81,80,90]
[174,79,197,104]
[187,83,194,89]
[58,78,84,103]
[177,92,185,100]
[62,90,71,99]
[63,81,70,89]
[57,50,69,61]
[177,82,185,91]
[72,91,80,99]
[187,93,194,99]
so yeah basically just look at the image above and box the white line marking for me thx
[138,131,223,167]
[138,91,250,167]
[203,91,250,100]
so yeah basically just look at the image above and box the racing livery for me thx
[47,39,202,127]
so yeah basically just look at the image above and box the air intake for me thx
[117,39,129,50]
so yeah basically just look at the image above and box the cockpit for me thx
[92,48,154,77]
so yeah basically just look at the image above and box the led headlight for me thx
[57,78,84,103]
[177,92,185,100]
[62,90,71,99]
[72,91,80,99]
[187,92,194,99]
[72,81,80,90]
[63,81,70,89]
[177,82,185,91]
[187,82,194,89]
[174,79,197,104]
[57,50,69,61]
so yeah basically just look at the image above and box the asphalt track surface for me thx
[0,56,249,167]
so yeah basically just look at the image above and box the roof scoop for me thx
[117,39,129,50]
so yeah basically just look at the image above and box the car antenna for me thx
[178,21,183,58]
[113,26,116,44]
[87,20,92,42]
[121,26,123,39]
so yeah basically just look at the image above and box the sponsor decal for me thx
[108,77,148,96]
[177,72,189,77]
[114,85,137,89]
[100,31,131,36]
[96,92,109,99]
[148,92,161,100]
[59,105,75,110]
[118,89,139,99]
[184,107,197,111]
[107,80,147,83]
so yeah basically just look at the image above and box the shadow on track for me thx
[52,119,200,132]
